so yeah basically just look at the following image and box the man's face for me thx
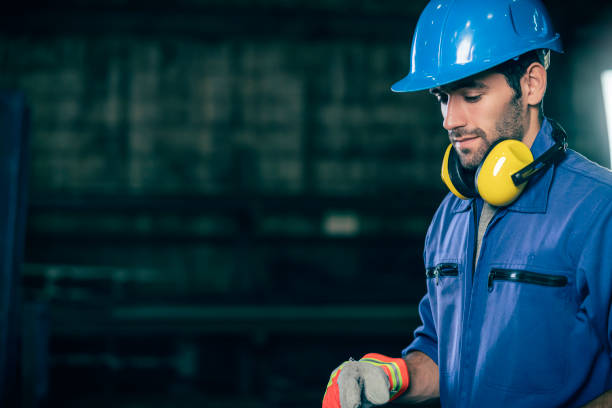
[431,73,527,170]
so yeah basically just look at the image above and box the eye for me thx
[464,94,482,103]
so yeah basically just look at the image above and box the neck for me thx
[521,107,543,148]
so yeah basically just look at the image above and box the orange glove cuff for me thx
[360,353,410,401]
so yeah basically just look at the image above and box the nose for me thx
[442,95,466,131]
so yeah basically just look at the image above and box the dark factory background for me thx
[0,0,611,407]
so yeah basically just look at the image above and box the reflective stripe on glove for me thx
[322,353,409,408]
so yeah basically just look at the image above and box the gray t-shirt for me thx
[475,202,498,269]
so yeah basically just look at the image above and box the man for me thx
[322,0,612,407]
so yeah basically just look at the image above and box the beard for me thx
[452,94,526,170]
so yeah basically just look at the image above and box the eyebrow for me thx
[430,79,489,94]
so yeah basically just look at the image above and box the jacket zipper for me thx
[487,269,568,292]
[426,263,458,285]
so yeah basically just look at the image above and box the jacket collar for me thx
[451,117,556,214]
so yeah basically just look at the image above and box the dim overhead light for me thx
[323,212,360,237]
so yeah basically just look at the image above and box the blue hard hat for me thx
[391,0,563,92]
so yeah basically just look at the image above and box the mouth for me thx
[452,135,481,150]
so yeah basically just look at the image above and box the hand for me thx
[322,353,409,408]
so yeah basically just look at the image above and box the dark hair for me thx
[489,49,550,99]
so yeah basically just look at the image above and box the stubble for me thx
[453,94,526,170]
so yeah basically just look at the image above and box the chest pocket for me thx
[487,268,568,291]
[478,267,573,393]
[426,263,459,285]
[426,263,462,306]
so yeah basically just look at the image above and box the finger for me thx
[337,362,362,408]
[359,363,390,405]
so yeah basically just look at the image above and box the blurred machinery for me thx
[23,192,439,407]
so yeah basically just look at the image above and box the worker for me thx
[322,0,612,406]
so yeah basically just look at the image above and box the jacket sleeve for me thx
[402,293,439,365]
[578,197,612,356]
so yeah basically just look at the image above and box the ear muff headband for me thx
[511,120,567,186]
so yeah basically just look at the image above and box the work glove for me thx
[322,353,409,408]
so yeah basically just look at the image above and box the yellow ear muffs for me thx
[441,120,567,206]
[474,139,534,206]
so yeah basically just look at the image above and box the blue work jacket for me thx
[404,118,612,407]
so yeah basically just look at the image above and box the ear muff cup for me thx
[441,144,478,200]
[475,139,534,206]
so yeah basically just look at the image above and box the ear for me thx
[522,62,547,106]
